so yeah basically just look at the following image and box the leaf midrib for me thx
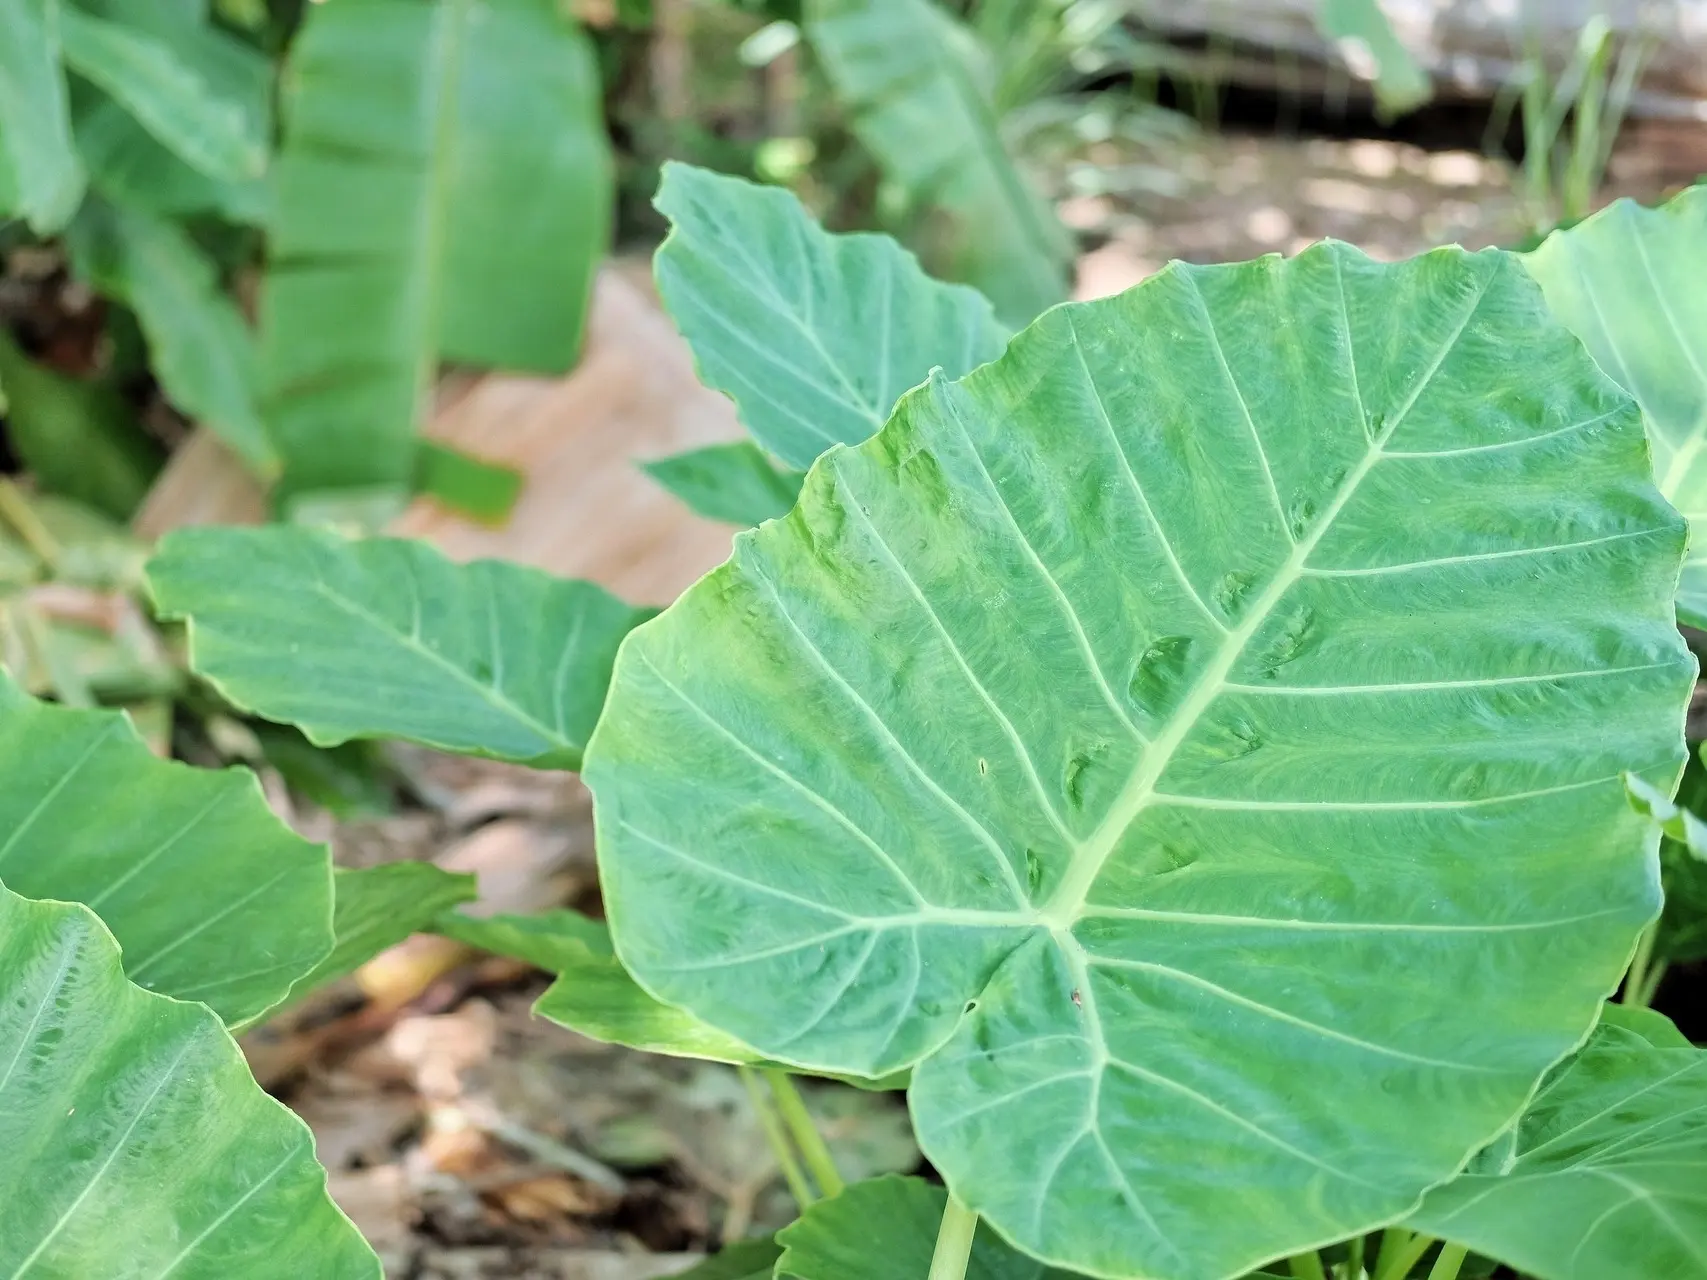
[415,0,473,425]
[293,577,570,755]
[1038,269,1492,928]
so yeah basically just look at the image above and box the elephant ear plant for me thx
[101,168,1707,1277]
[584,210,1695,1279]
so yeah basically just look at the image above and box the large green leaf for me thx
[0,886,378,1277]
[262,0,611,498]
[643,441,805,528]
[804,0,1071,327]
[0,329,163,519]
[65,199,275,474]
[146,525,653,770]
[1524,186,1707,628]
[1408,1015,1707,1279]
[776,1175,1077,1278]
[586,244,1691,1279]
[58,3,265,183]
[0,0,84,231]
[652,163,1008,472]
[0,674,334,1025]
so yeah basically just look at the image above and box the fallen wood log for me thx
[1133,0,1707,118]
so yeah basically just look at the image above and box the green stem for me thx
[928,1193,979,1280]
[1288,1250,1328,1280]
[1622,922,1658,1007]
[0,477,60,569]
[1638,958,1670,1007]
[1343,1234,1366,1279]
[1375,1230,1435,1280]
[1372,1228,1413,1279]
[764,1069,843,1197]
[1425,1243,1468,1280]
[738,1065,814,1210]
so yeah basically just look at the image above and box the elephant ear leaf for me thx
[652,162,1008,473]
[586,244,1691,1278]
[1524,186,1707,627]
[0,886,377,1277]
[0,673,333,1026]
[147,525,652,770]
[1408,1012,1707,1280]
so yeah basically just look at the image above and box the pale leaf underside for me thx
[1410,1020,1707,1280]
[1524,186,1707,627]
[588,244,1690,1279]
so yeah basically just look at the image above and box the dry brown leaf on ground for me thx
[358,816,595,1011]
[132,268,743,606]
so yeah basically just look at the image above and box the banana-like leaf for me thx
[586,245,1692,1278]
[146,525,653,770]
[66,3,270,220]
[776,1174,1077,1278]
[0,674,334,1025]
[0,886,378,1277]
[274,863,477,1014]
[804,0,1070,327]
[73,94,266,223]
[263,0,611,498]
[58,3,264,182]
[0,329,162,519]
[0,0,84,231]
[65,199,274,474]
[643,442,804,528]
[1524,186,1707,628]
[1408,1013,1707,1279]
[652,163,1009,471]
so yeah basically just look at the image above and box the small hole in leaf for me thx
[977,757,988,776]
[1025,849,1044,896]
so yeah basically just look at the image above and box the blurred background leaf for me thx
[261,0,612,505]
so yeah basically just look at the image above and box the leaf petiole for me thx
[765,1069,844,1197]
[739,1065,815,1210]
[1373,1228,1436,1280]
[927,1193,979,1280]
[1425,1242,1468,1280]
[1343,1234,1365,1279]
[1288,1249,1328,1280]
[1621,922,1660,1007]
